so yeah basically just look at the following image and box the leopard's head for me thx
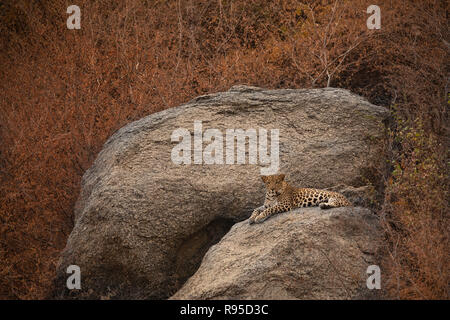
[261,174,286,197]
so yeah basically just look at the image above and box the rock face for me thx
[171,207,382,300]
[55,85,388,299]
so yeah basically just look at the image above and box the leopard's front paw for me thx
[248,208,262,224]
[253,214,267,224]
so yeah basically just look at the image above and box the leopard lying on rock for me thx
[249,174,352,224]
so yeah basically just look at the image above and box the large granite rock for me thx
[171,207,383,300]
[55,85,388,299]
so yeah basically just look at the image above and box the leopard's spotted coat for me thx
[249,174,352,224]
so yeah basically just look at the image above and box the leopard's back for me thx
[290,187,351,208]
[250,174,352,224]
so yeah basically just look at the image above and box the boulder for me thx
[55,85,388,299]
[171,207,383,300]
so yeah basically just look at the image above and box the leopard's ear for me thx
[261,175,268,183]
[278,174,285,181]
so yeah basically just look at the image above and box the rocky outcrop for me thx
[171,207,382,300]
[55,85,388,299]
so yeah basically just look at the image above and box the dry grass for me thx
[0,0,448,299]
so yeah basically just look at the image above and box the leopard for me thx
[249,173,352,224]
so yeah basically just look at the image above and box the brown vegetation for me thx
[0,0,448,299]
